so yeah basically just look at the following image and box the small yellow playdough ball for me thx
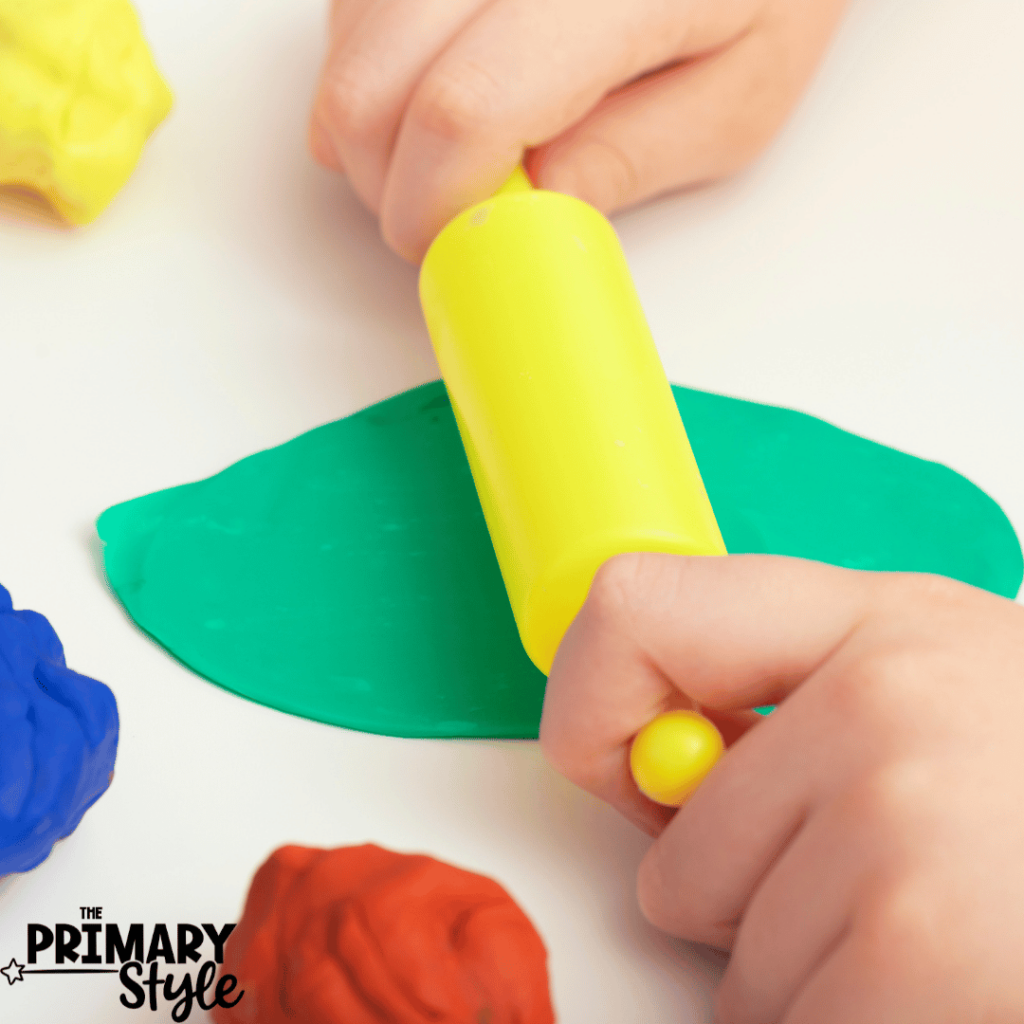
[630,710,724,807]
[0,0,172,224]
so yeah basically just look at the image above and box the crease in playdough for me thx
[97,381,1023,739]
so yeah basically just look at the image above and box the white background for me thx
[0,0,1022,1020]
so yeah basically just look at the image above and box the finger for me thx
[380,0,760,259]
[313,0,378,170]
[310,0,490,210]
[526,0,849,213]
[779,925,972,1024]
[309,117,345,171]
[712,787,882,1020]
[633,688,846,952]
[540,553,874,831]
[329,0,371,36]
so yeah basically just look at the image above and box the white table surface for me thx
[1,0,1021,1020]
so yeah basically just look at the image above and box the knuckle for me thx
[584,553,649,626]
[850,761,934,834]
[829,645,928,732]
[874,572,1001,645]
[322,61,384,142]
[537,735,600,799]
[880,571,968,614]
[583,553,702,662]
[858,876,944,971]
[412,61,504,141]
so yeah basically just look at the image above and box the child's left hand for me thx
[541,553,1024,1023]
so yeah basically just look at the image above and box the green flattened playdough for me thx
[97,382,1022,739]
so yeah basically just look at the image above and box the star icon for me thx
[1,958,25,985]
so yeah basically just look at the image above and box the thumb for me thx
[539,553,875,833]
[526,3,845,214]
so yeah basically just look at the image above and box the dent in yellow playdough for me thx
[0,0,172,224]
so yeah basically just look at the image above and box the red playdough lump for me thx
[211,843,556,1023]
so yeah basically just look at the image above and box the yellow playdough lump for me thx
[0,0,172,224]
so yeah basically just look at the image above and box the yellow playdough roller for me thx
[420,167,728,807]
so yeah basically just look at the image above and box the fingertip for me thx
[636,841,670,929]
[377,167,441,264]
[379,218,430,265]
[309,116,344,172]
[637,834,735,949]
[379,156,526,264]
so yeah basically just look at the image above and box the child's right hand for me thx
[310,0,849,261]
[541,553,1024,1023]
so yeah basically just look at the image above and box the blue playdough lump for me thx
[0,584,119,875]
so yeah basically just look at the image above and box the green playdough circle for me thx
[97,382,1022,738]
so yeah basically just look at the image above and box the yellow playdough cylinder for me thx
[419,171,726,673]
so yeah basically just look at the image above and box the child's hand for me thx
[310,0,849,261]
[541,554,1024,1022]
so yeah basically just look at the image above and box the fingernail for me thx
[534,159,580,201]
[539,139,636,213]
